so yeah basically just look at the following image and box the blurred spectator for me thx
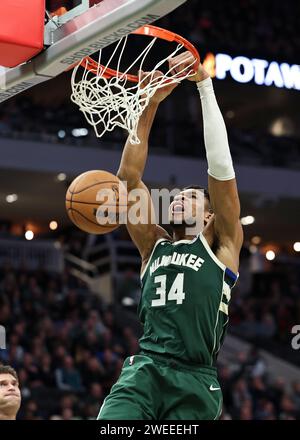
[55,356,83,392]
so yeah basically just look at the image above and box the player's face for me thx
[168,189,206,227]
[0,374,21,413]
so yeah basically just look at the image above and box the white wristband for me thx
[197,78,235,181]
[196,77,215,98]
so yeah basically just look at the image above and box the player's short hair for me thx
[183,185,213,213]
[0,364,18,381]
[183,185,210,202]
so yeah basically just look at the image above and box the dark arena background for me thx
[0,0,300,422]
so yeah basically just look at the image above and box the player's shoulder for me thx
[141,226,171,273]
[203,217,240,275]
[155,225,172,243]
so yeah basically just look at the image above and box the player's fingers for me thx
[139,70,157,88]
[172,56,196,72]
[149,70,164,86]
[169,52,196,75]
[169,52,195,67]
[139,70,162,89]
[151,70,164,79]
[139,70,164,84]
[169,62,194,77]
[138,70,148,83]
[171,52,192,62]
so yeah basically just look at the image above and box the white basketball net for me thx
[71,35,196,144]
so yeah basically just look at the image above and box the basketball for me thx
[66,170,127,235]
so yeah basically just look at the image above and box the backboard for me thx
[0,0,188,103]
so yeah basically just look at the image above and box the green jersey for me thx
[138,232,238,366]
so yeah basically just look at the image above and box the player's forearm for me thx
[197,78,235,181]
[117,101,159,188]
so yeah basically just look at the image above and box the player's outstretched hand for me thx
[169,51,210,83]
[139,70,179,104]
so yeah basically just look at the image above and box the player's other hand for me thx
[139,70,179,104]
[169,51,210,83]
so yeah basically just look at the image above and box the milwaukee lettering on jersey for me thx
[150,252,204,276]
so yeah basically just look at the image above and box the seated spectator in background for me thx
[239,399,253,420]
[55,356,83,392]
[0,364,21,420]
[20,400,40,420]
[82,383,104,419]
[38,353,56,388]
[280,394,297,420]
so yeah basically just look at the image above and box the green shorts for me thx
[97,351,222,420]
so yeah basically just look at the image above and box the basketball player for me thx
[0,364,21,420]
[98,52,243,420]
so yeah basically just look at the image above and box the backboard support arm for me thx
[0,0,187,103]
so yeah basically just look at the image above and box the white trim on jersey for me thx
[219,302,228,315]
[210,271,225,366]
[199,233,227,271]
[97,396,108,419]
[171,236,199,245]
[215,280,231,357]
[222,282,232,302]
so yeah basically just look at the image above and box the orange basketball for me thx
[66,170,127,235]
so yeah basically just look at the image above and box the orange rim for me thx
[79,25,200,82]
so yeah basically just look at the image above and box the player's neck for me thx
[0,409,17,420]
[172,226,198,242]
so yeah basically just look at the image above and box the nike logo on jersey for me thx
[209,385,221,391]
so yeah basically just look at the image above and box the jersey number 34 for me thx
[151,273,185,307]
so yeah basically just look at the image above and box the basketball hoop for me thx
[71,25,200,144]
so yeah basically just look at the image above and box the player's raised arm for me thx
[197,72,243,260]
[169,53,243,272]
[117,71,177,263]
